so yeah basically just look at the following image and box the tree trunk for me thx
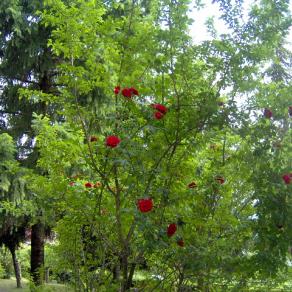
[125,263,136,290]
[30,74,47,286]
[30,222,45,285]
[45,267,50,283]
[9,246,22,288]
[112,264,120,282]
[121,254,128,292]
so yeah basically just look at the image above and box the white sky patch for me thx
[188,0,292,47]
[189,1,230,43]
[187,0,291,110]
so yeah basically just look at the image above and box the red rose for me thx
[177,239,184,247]
[69,181,75,186]
[188,181,197,188]
[289,106,292,117]
[121,87,139,98]
[106,136,121,148]
[282,174,292,185]
[215,176,225,185]
[121,88,132,98]
[167,223,177,237]
[129,87,139,96]
[85,182,93,188]
[151,104,168,114]
[137,198,153,213]
[154,111,164,120]
[114,86,120,95]
[264,108,272,119]
[90,136,98,142]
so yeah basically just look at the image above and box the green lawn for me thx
[0,278,73,292]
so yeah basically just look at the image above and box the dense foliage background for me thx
[0,0,291,291]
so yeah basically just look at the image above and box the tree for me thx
[0,0,59,285]
[0,133,32,288]
[4,0,292,291]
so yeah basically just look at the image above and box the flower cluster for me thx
[84,182,102,188]
[151,103,168,120]
[114,85,139,99]
[167,223,177,237]
[137,198,153,213]
[85,182,93,188]
[263,108,273,119]
[166,223,184,246]
[114,86,120,95]
[106,136,121,148]
[264,106,292,119]
[282,173,292,185]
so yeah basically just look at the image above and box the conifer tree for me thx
[0,0,56,285]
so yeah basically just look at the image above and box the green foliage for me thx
[0,247,13,279]
[1,0,291,291]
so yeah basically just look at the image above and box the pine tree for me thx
[0,0,57,285]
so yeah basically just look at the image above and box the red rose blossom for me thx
[188,181,197,188]
[167,223,177,237]
[151,103,168,114]
[106,136,121,148]
[264,108,273,119]
[282,174,292,185]
[121,87,139,98]
[90,135,98,142]
[121,88,132,98]
[137,198,153,213]
[154,111,164,120]
[129,87,139,96]
[215,176,225,184]
[177,239,184,247]
[69,181,75,186]
[289,106,292,117]
[85,182,93,188]
[114,86,120,95]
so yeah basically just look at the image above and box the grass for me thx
[2,276,292,291]
[0,278,73,292]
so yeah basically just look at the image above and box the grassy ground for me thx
[0,279,28,292]
[0,278,73,292]
[2,277,292,291]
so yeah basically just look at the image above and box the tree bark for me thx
[121,253,128,292]
[30,74,49,286]
[125,263,136,290]
[9,246,22,288]
[45,267,50,283]
[30,222,45,285]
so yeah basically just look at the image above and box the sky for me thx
[188,0,292,48]
[187,0,291,109]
